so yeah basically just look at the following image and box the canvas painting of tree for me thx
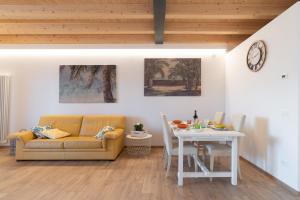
[144,58,201,96]
[59,65,116,103]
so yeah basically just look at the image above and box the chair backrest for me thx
[214,112,225,124]
[231,114,246,132]
[160,113,173,155]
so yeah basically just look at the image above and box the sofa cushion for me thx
[41,128,71,139]
[39,115,83,136]
[31,125,52,139]
[63,137,103,149]
[80,115,125,136]
[25,139,65,149]
[95,126,114,139]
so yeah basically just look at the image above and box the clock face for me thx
[247,40,266,72]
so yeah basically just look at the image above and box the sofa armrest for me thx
[104,128,124,140]
[104,128,125,159]
[8,130,34,144]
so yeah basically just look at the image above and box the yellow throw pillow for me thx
[41,128,71,139]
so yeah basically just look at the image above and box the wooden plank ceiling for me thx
[0,0,297,49]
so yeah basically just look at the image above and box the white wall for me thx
[226,2,300,191]
[0,48,226,146]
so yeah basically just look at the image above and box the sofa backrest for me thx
[39,115,83,137]
[80,115,125,136]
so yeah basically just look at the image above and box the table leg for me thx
[231,137,238,185]
[178,137,184,186]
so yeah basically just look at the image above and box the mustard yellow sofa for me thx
[12,115,125,161]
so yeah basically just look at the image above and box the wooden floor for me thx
[0,147,299,200]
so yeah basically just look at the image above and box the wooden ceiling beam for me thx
[167,0,296,5]
[0,2,291,21]
[165,18,271,23]
[0,0,295,48]
[165,34,249,43]
[165,21,266,35]
[0,34,154,44]
[0,4,152,20]
[0,22,154,35]
[153,0,166,44]
[0,21,263,35]
[0,0,294,5]
[166,3,296,20]
[0,3,291,21]
[0,0,152,5]
[0,19,152,23]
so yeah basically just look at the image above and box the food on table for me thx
[194,123,201,129]
[173,120,182,124]
[177,124,188,129]
[214,124,225,129]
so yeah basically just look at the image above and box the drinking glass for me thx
[203,119,209,128]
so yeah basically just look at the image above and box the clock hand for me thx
[251,52,260,60]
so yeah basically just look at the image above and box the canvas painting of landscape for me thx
[59,65,116,103]
[144,58,201,96]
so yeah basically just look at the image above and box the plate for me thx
[211,127,227,131]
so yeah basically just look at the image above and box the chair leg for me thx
[209,155,214,182]
[166,155,172,177]
[193,154,198,172]
[238,158,242,180]
[202,148,206,162]
[187,155,191,168]
[163,148,168,169]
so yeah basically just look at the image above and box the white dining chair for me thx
[161,112,178,163]
[195,111,225,160]
[160,113,198,176]
[213,112,225,124]
[205,114,246,181]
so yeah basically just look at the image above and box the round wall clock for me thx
[247,40,267,72]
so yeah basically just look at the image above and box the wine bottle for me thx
[193,110,198,121]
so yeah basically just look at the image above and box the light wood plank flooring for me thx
[0,147,299,200]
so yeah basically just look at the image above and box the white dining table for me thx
[170,125,245,186]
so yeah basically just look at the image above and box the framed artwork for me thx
[144,58,201,96]
[59,65,116,103]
